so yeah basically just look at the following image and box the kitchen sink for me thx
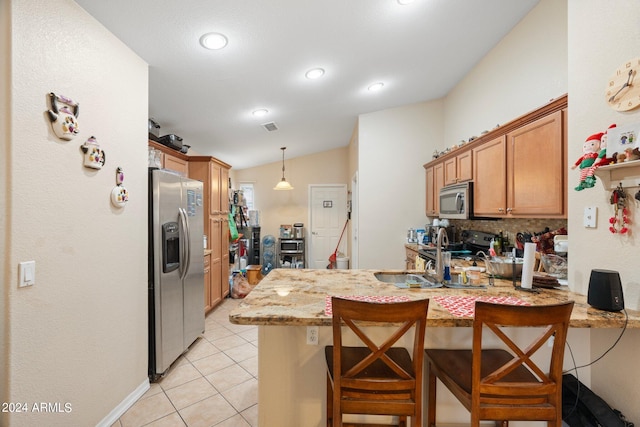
[374,272,488,289]
[374,273,443,289]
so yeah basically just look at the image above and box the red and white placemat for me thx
[324,295,411,316]
[433,295,529,318]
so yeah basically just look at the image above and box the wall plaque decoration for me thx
[47,92,80,140]
[111,167,129,208]
[80,136,105,169]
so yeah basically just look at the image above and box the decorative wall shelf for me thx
[594,160,640,189]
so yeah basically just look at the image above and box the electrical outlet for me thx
[584,206,597,228]
[306,326,319,345]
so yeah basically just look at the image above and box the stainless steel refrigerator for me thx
[148,168,205,380]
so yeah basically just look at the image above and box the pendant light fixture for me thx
[274,147,294,190]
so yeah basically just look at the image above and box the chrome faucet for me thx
[434,227,449,284]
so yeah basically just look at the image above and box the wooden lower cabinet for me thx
[405,246,418,270]
[189,156,232,312]
[204,253,212,312]
[221,217,230,298]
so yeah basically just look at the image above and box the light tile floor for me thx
[112,298,258,427]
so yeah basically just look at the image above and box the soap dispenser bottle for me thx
[443,252,451,283]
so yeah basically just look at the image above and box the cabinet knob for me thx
[498,208,504,212]
[506,207,513,213]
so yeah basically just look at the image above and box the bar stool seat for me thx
[425,301,574,427]
[325,297,429,427]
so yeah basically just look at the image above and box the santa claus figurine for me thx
[571,132,603,191]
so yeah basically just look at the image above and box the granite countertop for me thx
[229,269,640,328]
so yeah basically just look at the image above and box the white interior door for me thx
[309,185,348,269]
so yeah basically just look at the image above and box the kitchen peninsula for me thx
[230,269,640,427]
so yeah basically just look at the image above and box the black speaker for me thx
[587,269,624,312]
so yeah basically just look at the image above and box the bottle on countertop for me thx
[494,232,503,256]
[442,252,451,283]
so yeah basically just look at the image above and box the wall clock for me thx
[605,57,640,111]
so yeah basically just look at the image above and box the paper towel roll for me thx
[521,242,536,289]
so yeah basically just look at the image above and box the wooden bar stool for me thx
[425,301,574,427]
[325,297,430,427]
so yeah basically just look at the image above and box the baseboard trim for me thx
[96,378,150,427]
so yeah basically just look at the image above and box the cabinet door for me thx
[473,136,507,216]
[507,111,564,216]
[444,151,473,185]
[425,166,436,216]
[425,164,444,216]
[434,163,444,214]
[405,247,417,270]
[210,217,222,261]
[210,259,222,308]
[164,153,188,176]
[443,157,457,186]
[209,162,221,215]
[457,150,473,182]
[221,217,230,297]
[220,167,230,215]
[204,254,212,312]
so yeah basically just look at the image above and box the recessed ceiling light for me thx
[305,68,325,79]
[367,82,385,92]
[252,109,269,118]
[199,32,228,50]
[397,0,416,4]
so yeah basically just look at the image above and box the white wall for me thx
[568,0,640,420]
[0,0,11,413]
[357,100,443,269]
[443,0,568,149]
[231,147,350,246]
[3,0,149,425]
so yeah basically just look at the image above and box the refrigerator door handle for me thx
[178,208,191,280]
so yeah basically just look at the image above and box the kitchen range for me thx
[418,229,494,266]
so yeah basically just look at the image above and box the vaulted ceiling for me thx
[74,0,539,169]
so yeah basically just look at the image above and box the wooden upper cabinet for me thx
[444,150,473,186]
[425,94,567,219]
[209,161,222,215]
[473,136,507,216]
[220,167,230,215]
[425,162,444,217]
[163,153,188,176]
[473,111,565,218]
[507,110,564,217]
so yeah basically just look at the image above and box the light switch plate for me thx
[19,261,36,287]
[584,206,597,228]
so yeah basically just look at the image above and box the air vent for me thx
[262,122,279,132]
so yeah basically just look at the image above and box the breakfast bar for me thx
[229,269,640,426]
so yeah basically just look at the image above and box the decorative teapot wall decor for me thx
[80,136,105,169]
[47,92,80,140]
[111,167,129,208]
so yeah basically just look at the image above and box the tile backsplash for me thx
[446,218,567,248]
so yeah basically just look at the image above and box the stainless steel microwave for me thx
[439,182,472,219]
[279,239,304,253]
